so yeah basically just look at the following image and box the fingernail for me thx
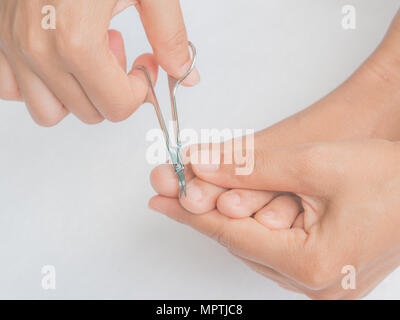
[181,62,200,86]
[260,211,288,229]
[263,211,278,219]
[194,163,220,173]
[186,183,203,202]
[227,192,241,206]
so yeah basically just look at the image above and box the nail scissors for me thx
[134,42,197,198]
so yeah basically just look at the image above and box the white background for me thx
[0,0,399,299]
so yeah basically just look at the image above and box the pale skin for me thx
[0,0,199,126]
[149,10,400,299]
[2,1,400,300]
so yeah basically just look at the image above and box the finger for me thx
[33,29,128,124]
[66,39,156,123]
[191,141,336,196]
[128,52,159,98]
[254,195,302,230]
[180,177,226,214]
[217,189,278,218]
[0,50,22,101]
[150,163,226,214]
[33,69,104,124]
[15,65,68,126]
[150,163,195,197]
[136,0,200,86]
[148,195,308,275]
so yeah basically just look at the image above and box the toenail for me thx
[226,192,241,206]
[186,183,203,202]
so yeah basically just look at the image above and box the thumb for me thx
[190,141,338,196]
[136,0,200,86]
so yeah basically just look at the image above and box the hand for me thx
[150,139,400,299]
[149,8,400,234]
[148,10,400,299]
[0,0,199,126]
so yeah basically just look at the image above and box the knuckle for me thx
[58,40,88,64]
[13,24,48,61]
[19,35,48,62]
[57,32,83,54]
[56,29,97,67]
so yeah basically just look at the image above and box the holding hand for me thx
[0,0,199,126]
[150,138,400,299]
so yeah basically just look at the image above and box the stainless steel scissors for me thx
[134,42,197,198]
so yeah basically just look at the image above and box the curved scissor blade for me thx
[133,42,197,200]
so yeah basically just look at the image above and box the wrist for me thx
[345,59,400,141]
[257,12,400,146]
[369,10,400,87]
[315,14,400,142]
[358,10,400,140]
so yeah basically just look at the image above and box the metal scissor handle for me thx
[134,42,197,198]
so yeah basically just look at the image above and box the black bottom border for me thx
[0,300,396,318]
